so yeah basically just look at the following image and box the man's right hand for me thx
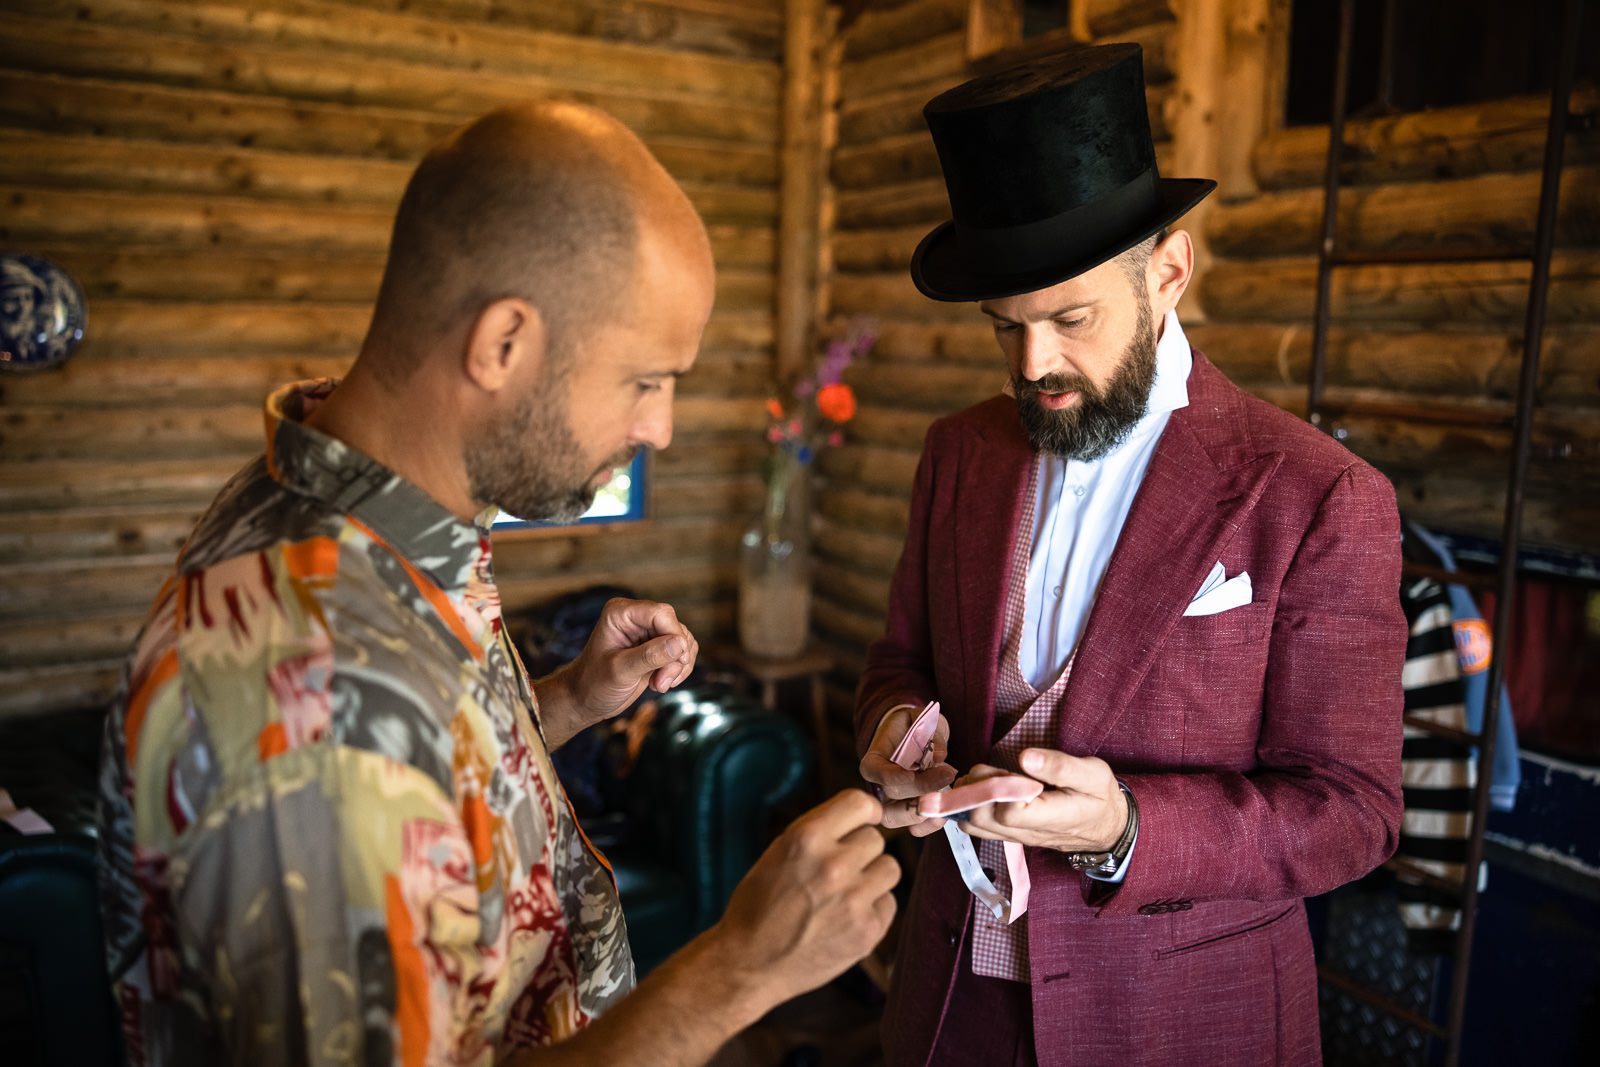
[859,704,958,837]
[706,789,900,1007]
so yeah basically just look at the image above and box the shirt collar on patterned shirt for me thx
[263,378,491,597]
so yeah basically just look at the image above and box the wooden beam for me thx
[965,0,1023,63]
[776,0,827,380]
[2,16,777,146]
[1186,321,1600,406]
[1205,165,1600,258]
[839,31,967,100]
[835,176,952,229]
[1167,0,1225,298]
[1084,0,1175,38]
[846,360,1004,410]
[1197,251,1600,326]
[10,0,781,105]
[1251,87,1600,192]
[816,444,920,495]
[843,0,968,61]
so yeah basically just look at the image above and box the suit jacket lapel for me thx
[1059,354,1282,756]
[951,404,1033,770]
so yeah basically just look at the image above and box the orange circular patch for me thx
[1453,618,1493,674]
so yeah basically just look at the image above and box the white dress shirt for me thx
[1020,309,1192,690]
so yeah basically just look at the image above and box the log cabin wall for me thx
[812,0,1599,771]
[812,0,1182,771]
[0,0,785,718]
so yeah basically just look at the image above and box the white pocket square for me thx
[1184,561,1252,616]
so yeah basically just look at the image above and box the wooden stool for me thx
[716,644,836,793]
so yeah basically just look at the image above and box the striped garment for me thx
[1396,575,1474,954]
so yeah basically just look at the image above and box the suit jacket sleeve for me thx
[854,426,942,755]
[1087,460,1406,916]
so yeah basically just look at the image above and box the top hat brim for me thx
[910,176,1216,302]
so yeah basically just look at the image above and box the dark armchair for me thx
[581,685,811,975]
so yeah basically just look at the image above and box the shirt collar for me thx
[1144,308,1192,421]
[263,378,490,597]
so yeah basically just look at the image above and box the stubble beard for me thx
[467,387,636,525]
[1012,291,1159,462]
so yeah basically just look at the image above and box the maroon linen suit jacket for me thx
[855,351,1406,1066]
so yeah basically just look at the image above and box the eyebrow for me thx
[978,302,1094,324]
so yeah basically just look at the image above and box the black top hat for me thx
[911,43,1215,302]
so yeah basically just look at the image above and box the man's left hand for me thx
[952,748,1128,853]
[533,597,699,750]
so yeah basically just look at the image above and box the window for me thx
[489,451,648,532]
[1284,0,1598,127]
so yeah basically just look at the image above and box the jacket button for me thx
[947,926,960,946]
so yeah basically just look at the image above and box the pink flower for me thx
[828,431,844,447]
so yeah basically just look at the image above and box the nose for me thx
[633,389,674,452]
[1014,325,1059,384]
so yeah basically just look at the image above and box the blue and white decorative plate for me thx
[1,253,87,372]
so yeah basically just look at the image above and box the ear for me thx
[462,297,546,395]
[1147,229,1195,318]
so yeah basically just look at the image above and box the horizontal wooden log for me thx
[834,177,951,230]
[831,272,989,322]
[1,188,776,269]
[333,0,783,62]
[833,223,928,271]
[497,558,737,617]
[0,659,124,719]
[843,318,997,363]
[1383,463,1600,558]
[12,0,780,106]
[1185,322,1600,407]
[648,473,765,520]
[1084,0,1174,37]
[837,79,961,147]
[842,0,967,62]
[811,592,887,651]
[847,360,1003,412]
[0,396,766,461]
[45,302,769,360]
[831,131,939,191]
[2,16,776,146]
[0,73,780,185]
[1099,20,1175,84]
[1198,251,1600,326]
[0,458,245,511]
[0,131,781,223]
[839,32,967,101]
[12,246,772,311]
[1205,165,1600,259]
[813,559,892,615]
[491,516,743,576]
[0,505,201,565]
[815,486,911,539]
[0,554,176,621]
[0,614,146,671]
[845,406,939,449]
[1251,88,1600,192]
[816,443,919,497]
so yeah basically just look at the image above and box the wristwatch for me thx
[1064,783,1139,876]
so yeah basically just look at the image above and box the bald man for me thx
[96,102,898,1066]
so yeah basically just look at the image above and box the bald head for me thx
[363,101,705,382]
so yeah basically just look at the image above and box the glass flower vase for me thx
[738,453,812,660]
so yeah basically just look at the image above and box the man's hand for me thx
[859,704,958,838]
[533,598,698,751]
[954,748,1128,853]
[705,789,900,1008]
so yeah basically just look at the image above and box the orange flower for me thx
[816,382,857,423]
[765,397,784,419]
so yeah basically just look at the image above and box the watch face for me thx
[1,253,87,372]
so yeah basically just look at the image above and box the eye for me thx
[991,320,1020,333]
[1053,317,1087,330]
[635,380,663,395]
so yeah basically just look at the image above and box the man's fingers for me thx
[793,788,884,841]
[859,753,957,799]
[1018,747,1098,791]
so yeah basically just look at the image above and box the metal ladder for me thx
[1304,0,1588,1063]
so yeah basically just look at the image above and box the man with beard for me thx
[98,101,899,1066]
[854,44,1405,1065]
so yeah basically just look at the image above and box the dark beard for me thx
[467,390,633,525]
[1013,301,1158,462]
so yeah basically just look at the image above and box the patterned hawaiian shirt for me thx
[97,379,634,1066]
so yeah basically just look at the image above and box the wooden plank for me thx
[848,319,997,363]
[846,360,1003,410]
[816,443,920,497]
[832,131,941,191]
[812,592,887,650]
[0,130,781,222]
[830,271,986,321]
[1,16,778,146]
[492,517,745,575]
[0,659,124,719]
[1198,251,1600,326]
[0,458,245,511]
[1186,322,1600,407]
[1251,88,1600,192]
[835,177,951,230]
[496,558,737,615]
[0,506,203,565]
[846,407,939,449]
[1084,0,1175,37]
[10,0,780,106]
[837,79,962,147]
[1100,20,1176,84]
[841,0,968,62]
[834,223,929,271]
[1205,165,1600,259]
[0,554,178,620]
[813,559,892,614]
[839,32,967,101]
[326,0,783,61]
[0,397,767,461]
[815,486,911,538]
[0,614,146,670]
[649,473,765,520]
